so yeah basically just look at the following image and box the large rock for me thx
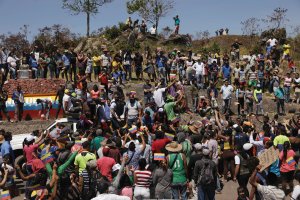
[162,34,192,45]
[74,37,110,53]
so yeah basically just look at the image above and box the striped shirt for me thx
[134,170,152,187]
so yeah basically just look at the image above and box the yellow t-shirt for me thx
[283,44,291,55]
[92,56,101,67]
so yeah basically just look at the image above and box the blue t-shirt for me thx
[29,57,38,68]
[1,141,14,163]
[222,65,231,78]
[62,54,70,66]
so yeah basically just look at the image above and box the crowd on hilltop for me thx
[215,28,229,36]
[0,33,300,200]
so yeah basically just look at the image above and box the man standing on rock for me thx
[173,15,180,35]
[12,85,24,122]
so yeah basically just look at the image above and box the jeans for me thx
[32,67,38,78]
[237,174,250,197]
[237,97,244,115]
[284,86,290,103]
[171,184,187,200]
[277,99,285,114]
[144,96,153,105]
[223,99,231,114]
[127,117,138,127]
[198,185,215,200]
[256,100,264,115]
[196,74,203,88]
[124,65,132,80]
[9,67,16,79]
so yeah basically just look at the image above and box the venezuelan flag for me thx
[165,133,175,141]
[287,157,296,166]
[154,153,165,161]
[1,190,11,200]
[129,126,137,134]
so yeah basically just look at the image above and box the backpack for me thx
[199,160,214,186]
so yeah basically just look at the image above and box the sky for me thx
[0,0,299,41]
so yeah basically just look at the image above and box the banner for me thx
[258,147,279,172]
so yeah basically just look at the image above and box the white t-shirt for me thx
[267,38,278,47]
[233,68,240,79]
[62,94,72,111]
[220,85,233,99]
[257,184,285,200]
[153,88,166,107]
[150,27,156,35]
[7,56,17,68]
[101,54,110,67]
[291,185,300,200]
[192,62,204,75]
[234,155,240,165]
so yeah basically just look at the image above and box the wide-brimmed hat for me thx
[165,142,182,152]
[101,138,116,147]
[188,125,199,134]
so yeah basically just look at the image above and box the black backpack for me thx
[199,160,214,186]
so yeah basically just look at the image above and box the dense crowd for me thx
[0,34,299,200]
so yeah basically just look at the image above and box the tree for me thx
[34,24,78,53]
[126,0,174,34]
[62,0,113,37]
[265,7,289,29]
[241,17,261,36]
[195,30,210,40]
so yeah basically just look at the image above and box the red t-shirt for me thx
[151,138,171,153]
[97,156,116,182]
[99,74,108,85]
[31,158,46,173]
[23,144,39,163]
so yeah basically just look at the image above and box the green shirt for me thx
[74,151,96,174]
[168,153,187,184]
[164,102,176,121]
[273,135,290,147]
[90,136,105,152]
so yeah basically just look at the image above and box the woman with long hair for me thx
[152,159,173,199]
[279,141,296,194]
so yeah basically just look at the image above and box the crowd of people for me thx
[0,33,299,200]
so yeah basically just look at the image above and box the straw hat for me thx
[165,142,182,152]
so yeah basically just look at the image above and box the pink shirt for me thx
[23,144,39,163]
[279,149,296,172]
[121,186,133,200]
[97,156,116,182]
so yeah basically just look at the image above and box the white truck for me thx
[12,118,78,167]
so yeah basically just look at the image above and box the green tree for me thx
[126,0,174,34]
[62,0,113,37]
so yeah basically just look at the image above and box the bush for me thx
[104,25,121,40]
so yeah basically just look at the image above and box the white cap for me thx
[112,163,121,172]
[243,143,253,151]
[26,135,35,142]
[158,108,164,112]
[233,124,239,129]
[202,147,211,156]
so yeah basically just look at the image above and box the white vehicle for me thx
[12,118,78,167]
